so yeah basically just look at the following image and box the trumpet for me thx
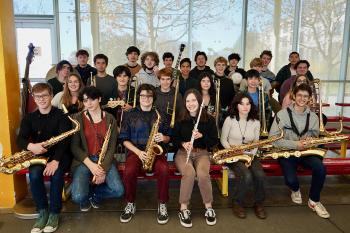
[170,44,185,128]
[259,79,268,137]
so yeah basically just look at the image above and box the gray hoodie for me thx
[269,104,319,150]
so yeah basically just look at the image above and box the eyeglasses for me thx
[295,93,310,99]
[140,94,153,99]
[33,94,50,100]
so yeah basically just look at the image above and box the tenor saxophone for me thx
[143,110,163,171]
[212,118,284,166]
[0,105,80,174]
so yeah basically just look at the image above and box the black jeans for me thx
[29,164,65,214]
[227,159,266,205]
[278,156,326,202]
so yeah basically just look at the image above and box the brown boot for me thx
[254,203,267,219]
[232,202,246,219]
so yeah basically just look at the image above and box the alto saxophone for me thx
[92,123,112,183]
[0,105,80,174]
[212,118,284,166]
[143,110,163,172]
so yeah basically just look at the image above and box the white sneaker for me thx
[291,190,302,204]
[308,199,330,219]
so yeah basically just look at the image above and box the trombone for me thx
[214,78,220,138]
[90,71,96,87]
[132,75,138,108]
[259,80,268,137]
[169,44,185,128]
[311,79,343,136]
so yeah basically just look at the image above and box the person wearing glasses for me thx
[17,83,72,233]
[269,83,329,219]
[119,84,171,224]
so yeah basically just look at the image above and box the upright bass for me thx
[21,43,37,116]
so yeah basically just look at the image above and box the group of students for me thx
[17,46,330,233]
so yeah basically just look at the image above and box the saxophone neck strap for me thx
[286,107,310,138]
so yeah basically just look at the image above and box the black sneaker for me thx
[89,197,99,209]
[120,202,136,223]
[157,203,169,224]
[205,208,216,226]
[178,209,192,228]
[80,200,91,212]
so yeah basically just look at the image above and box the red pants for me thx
[123,152,169,203]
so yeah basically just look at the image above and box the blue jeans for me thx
[71,156,124,205]
[278,155,326,202]
[29,164,65,214]
[227,159,266,205]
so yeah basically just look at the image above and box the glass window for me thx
[16,28,53,80]
[59,0,77,62]
[321,81,340,116]
[80,0,134,74]
[13,0,54,15]
[192,0,243,69]
[299,0,347,80]
[246,0,295,73]
[136,0,189,68]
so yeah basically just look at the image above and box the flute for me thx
[186,101,205,164]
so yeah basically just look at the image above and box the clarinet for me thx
[186,101,205,164]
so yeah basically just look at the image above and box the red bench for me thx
[261,158,350,176]
[16,162,229,197]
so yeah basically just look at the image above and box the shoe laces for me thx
[181,209,191,219]
[159,203,167,216]
[205,208,216,218]
[124,203,134,214]
[314,202,327,212]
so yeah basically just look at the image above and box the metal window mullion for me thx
[54,0,61,61]
[75,0,81,50]
[133,0,137,45]
[188,0,193,59]
[241,0,248,69]
[292,0,301,52]
[337,0,350,115]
